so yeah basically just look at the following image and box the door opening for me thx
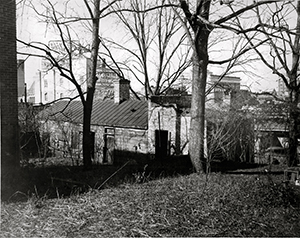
[103,128,115,164]
[155,129,169,159]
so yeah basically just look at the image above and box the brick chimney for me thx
[114,79,130,104]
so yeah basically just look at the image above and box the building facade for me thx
[207,73,241,106]
[28,55,124,104]
[38,79,148,165]
[278,77,289,98]
[17,59,26,102]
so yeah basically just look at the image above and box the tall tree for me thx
[234,0,300,166]
[111,0,192,99]
[18,0,119,167]
[177,0,281,172]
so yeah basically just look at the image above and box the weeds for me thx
[132,164,152,183]
[2,171,300,237]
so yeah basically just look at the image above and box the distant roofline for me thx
[210,74,241,83]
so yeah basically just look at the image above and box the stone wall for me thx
[40,120,148,165]
[114,127,148,153]
[148,98,190,156]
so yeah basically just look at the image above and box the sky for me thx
[16,0,286,94]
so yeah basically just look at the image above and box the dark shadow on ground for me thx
[2,152,194,202]
[2,151,284,202]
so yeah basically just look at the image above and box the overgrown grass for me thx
[1,171,300,237]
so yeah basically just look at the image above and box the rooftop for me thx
[39,99,148,130]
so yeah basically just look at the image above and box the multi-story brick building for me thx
[27,53,123,104]
[0,0,20,184]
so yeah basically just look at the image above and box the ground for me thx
[1,158,300,237]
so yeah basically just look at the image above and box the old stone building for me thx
[37,71,248,165]
[38,79,148,165]
[38,77,193,165]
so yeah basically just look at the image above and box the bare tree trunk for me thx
[190,28,210,173]
[82,94,93,168]
[82,0,101,168]
[288,0,300,167]
[179,0,211,173]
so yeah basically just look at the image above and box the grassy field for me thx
[1,164,300,237]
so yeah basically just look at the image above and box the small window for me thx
[105,128,115,135]
[44,92,48,101]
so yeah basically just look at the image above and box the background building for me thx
[278,77,289,98]
[207,73,241,106]
[27,55,124,104]
[17,59,26,102]
[94,59,121,100]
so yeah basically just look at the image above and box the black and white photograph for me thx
[1,0,300,237]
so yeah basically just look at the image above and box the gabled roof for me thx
[39,99,148,130]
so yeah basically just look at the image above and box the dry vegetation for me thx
[1,166,300,237]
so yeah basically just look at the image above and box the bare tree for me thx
[232,0,300,166]
[111,0,192,99]
[18,0,119,168]
[177,0,281,173]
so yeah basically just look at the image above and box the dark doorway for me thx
[103,128,115,163]
[155,130,169,159]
